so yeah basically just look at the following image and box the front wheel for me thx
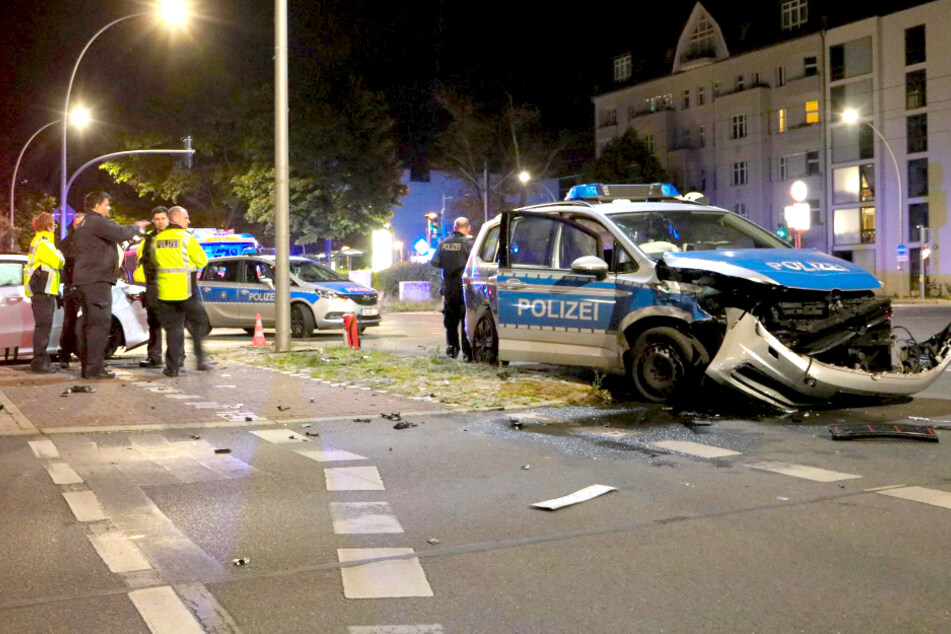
[471,315,499,365]
[291,304,315,338]
[105,318,123,359]
[629,327,694,403]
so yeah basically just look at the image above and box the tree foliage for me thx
[583,130,670,184]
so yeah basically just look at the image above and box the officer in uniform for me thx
[58,212,85,368]
[152,206,210,377]
[70,192,149,379]
[24,212,64,373]
[133,206,169,367]
[430,216,473,360]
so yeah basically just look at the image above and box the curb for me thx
[0,388,36,434]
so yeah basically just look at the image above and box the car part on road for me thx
[214,448,232,454]
[232,558,250,566]
[829,423,939,442]
[394,421,417,429]
[531,484,618,511]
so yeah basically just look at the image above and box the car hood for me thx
[662,248,882,291]
[305,280,376,295]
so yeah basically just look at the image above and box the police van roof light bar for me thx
[565,183,681,202]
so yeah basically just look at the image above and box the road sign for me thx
[896,244,909,263]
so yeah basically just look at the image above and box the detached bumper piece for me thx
[705,310,951,410]
[829,424,939,442]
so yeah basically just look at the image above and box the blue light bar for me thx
[564,182,681,201]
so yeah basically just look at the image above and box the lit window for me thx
[805,100,819,124]
[781,0,808,31]
[778,108,787,134]
[614,54,632,82]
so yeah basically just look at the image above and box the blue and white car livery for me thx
[464,183,951,409]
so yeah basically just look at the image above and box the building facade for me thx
[593,0,947,296]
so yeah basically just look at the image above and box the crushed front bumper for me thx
[705,309,951,409]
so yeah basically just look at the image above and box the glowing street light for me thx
[518,170,531,184]
[70,106,92,129]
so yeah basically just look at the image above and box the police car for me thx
[463,183,951,409]
[197,255,380,337]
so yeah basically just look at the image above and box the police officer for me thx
[70,192,149,379]
[24,212,64,373]
[133,206,169,367]
[152,206,210,377]
[430,216,473,360]
[58,211,85,368]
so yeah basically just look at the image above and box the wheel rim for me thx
[291,307,303,337]
[472,318,497,364]
[634,342,685,401]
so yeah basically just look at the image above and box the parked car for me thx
[197,255,381,337]
[0,254,149,361]
[463,183,951,409]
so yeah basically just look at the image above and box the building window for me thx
[806,151,820,176]
[833,164,875,204]
[831,125,874,164]
[779,156,789,181]
[731,114,748,139]
[805,100,819,124]
[781,0,808,31]
[732,162,748,186]
[908,158,928,198]
[697,86,706,106]
[809,199,823,226]
[599,109,617,127]
[860,207,876,244]
[736,75,744,91]
[905,25,925,66]
[699,126,706,148]
[830,37,872,81]
[830,79,872,117]
[907,114,928,153]
[682,89,690,110]
[645,134,655,154]
[614,54,632,82]
[833,207,875,245]
[687,16,717,60]
[712,82,720,98]
[909,202,929,242]
[906,70,927,110]
[776,65,786,86]
[778,108,787,134]
[804,56,818,77]
[734,203,749,217]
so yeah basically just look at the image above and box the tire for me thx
[471,315,499,365]
[105,318,123,359]
[629,327,694,403]
[290,304,315,338]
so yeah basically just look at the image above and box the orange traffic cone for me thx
[251,313,267,346]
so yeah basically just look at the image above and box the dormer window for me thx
[781,0,807,31]
[686,16,717,60]
[614,54,632,82]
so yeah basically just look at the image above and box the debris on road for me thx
[301,423,312,428]
[427,538,440,545]
[829,424,939,442]
[777,497,791,501]
[305,431,320,437]
[244,417,253,422]
[62,385,95,396]
[232,558,250,566]
[393,421,417,430]
[531,484,617,511]
[188,433,200,440]
[353,418,372,423]
[277,405,291,411]
[521,464,531,470]
[510,418,523,430]
[214,448,232,454]
[381,412,402,421]
[908,416,930,421]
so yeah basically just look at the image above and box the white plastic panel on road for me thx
[746,461,863,482]
[325,466,386,491]
[331,502,404,534]
[128,586,205,634]
[338,548,434,599]
[297,447,368,462]
[647,440,741,459]
[62,490,107,522]
[878,486,951,509]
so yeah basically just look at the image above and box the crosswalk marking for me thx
[164,394,203,400]
[88,530,152,573]
[338,548,434,598]
[28,439,59,459]
[746,461,862,483]
[297,447,368,462]
[325,466,386,491]
[877,486,951,509]
[46,461,84,484]
[331,502,404,534]
[62,491,106,522]
[128,586,205,634]
[148,387,180,394]
[251,429,309,443]
[348,626,445,634]
[647,440,741,459]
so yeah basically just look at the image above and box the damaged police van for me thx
[463,183,951,409]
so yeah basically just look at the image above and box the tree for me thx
[583,130,670,184]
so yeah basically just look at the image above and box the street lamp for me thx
[9,120,62,250]
[841,108,904,292]
[60,0,192,238]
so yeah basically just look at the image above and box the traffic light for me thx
[776,224,788,240]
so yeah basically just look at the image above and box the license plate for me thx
[361,308,379,317]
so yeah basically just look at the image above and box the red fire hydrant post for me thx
[343,313,360,349]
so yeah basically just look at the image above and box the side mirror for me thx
[570,256,609,279]
[260,276,275,289]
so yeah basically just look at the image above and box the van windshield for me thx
[609,209,789,260]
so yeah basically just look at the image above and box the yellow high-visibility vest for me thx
[24,231,64,297]
[151,227,208,301]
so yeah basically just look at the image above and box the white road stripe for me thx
[647,440,741,459]
[325,466,386,491]
[131,381,157,387]
[164,394,203,400]
[338,548,434,599]
[297,447,368,462]
[128,586,205,634]
[348,626,444,634]
[46,461,84,484]
[251,429,309,443]
[746,461,862,482]
[331,502,404,534]
[186,402,230,409]
[878,486,951,509]
[148,387,180,394]
[88,530,152,572]
[28,439,59,459]
[62,491,106,522]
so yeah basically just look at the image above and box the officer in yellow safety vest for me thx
[151,206,211,377]
[24,212,65,373]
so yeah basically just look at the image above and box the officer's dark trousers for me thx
[144,285,163,364]
[76,282,112,377]
[443,298,471,359]
[30,293,56,371]
[58,286,81,361]
[157,295,207,370]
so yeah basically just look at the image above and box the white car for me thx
[0,254,150,361]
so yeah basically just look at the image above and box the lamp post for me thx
[10,120,61,250]
[274,0,291,351]
[841,108,904,294]
[439,194,453,239]
[59,1,190,238]
[518,170,531,207]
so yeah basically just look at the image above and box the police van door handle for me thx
[501,279,525,289]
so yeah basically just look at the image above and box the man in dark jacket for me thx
[430,216,473,360]
[70,191,149,379]
[58,212,85,368]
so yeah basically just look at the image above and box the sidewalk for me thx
[0,357,447,435]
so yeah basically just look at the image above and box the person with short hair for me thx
[430,216,473,360]
[24,212,64,373]
[133,206,169,367]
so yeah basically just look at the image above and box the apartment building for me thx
[593,0,946,296]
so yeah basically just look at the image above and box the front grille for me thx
[347,293,378,306]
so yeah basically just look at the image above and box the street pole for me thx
[10,120,59,251]
[863,119,904,297]
[483,160,489,223]
[274,0,291,351]
[65,149,195,197]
